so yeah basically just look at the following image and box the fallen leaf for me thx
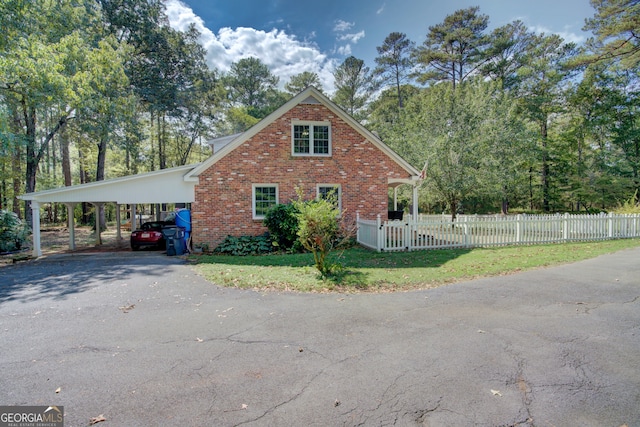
[241,404,248,409]
[89,414,106,425]
[491,389,502,397]
[119,304,135,313]
[55,387,61,394]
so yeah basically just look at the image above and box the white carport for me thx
[19,164,198,257]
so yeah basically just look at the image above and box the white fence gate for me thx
[356,213,640,252]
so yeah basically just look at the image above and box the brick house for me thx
[184,86,421,249]
[20,86,420,256]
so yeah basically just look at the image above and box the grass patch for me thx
[191,239,640,293]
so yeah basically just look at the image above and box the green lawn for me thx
[191,239,640,292]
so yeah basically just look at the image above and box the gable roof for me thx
[206,132,243,153]
[184,86,420,182]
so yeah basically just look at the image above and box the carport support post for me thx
[30,201,42,258]
[64,203,77,251]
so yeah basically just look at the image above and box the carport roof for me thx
[19,164,199,204]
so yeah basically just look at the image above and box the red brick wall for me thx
[192,103,412,249]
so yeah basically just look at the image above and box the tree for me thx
[403,81,486,220]
[332,56,375,120]
[517,34,578,211]
[285,71,321,95]
[171,68,222,166]
[374,32,415,108]
[101,1,215,171]
[412,6,489,89]
[581,0,640,69]
[481,20,534,90]
[226,57,280,119]
[0,0,103,224]
[367,85,420,143]
[476,83,533,214]
[74,36,132,232]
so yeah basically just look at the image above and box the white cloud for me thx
[164,0,336,92]
[527,24,586,45]
[376,3,385,15]
[338,30,366,44]
[333,19,355,32]
[336,44,352,56]
[332,19,364,60]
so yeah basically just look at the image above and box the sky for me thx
[164,0,596,93]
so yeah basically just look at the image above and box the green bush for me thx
[214,234,274,256]
[613,191,640,214]
[293,193,343,277]
[0,210,30,253]
[263,203,301,251]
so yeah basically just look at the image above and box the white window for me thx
[317,184,341,211]
[292,122,331,156]
[252,184,278,219]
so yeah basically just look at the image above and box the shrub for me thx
[613,191,640,214]
[293,190,346,277]
[0,210,30,253]
[263,203,301,251]
[214,234,274,256]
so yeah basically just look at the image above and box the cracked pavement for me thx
[1,247,639,426]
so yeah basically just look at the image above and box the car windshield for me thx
[141,222,164,231]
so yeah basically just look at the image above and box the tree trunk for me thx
[12,142,22,218]
[0,162,4,210]
[60,125,72,187]
[24,102,38,226]
[395,71,403,109]
[95,133,108,232]
[158,113,166,170]
[449,198,458,223]
[634,128,640,204]
[501,196,509,215]
[78,147,90,225]
[540,117,550,212]
[21,98,69,226]
[8,101,22,217]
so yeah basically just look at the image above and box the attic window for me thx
[292,122,331,156]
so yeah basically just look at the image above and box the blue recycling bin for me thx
[175,209,191,249]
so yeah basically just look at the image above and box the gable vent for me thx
[301,95,321,104]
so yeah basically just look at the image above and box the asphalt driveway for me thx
[0,248,639,426]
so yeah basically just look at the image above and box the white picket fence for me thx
[356,213,640,252]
